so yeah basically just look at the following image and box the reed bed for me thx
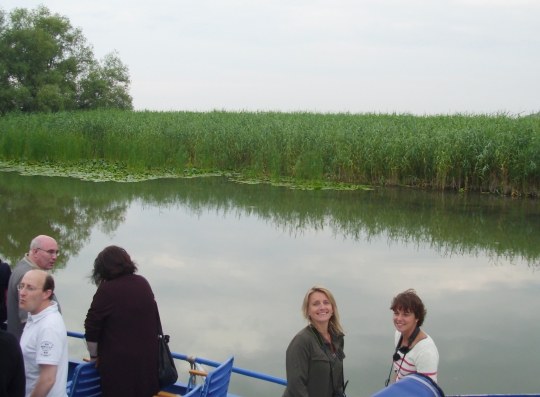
[0,110,539,195]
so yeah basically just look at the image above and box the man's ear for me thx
[42,289,53,300]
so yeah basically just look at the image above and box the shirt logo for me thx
[40,341,54,356]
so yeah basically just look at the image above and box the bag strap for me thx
[385,327,421,387]
[308,325,346,394]
[155,301,164,335]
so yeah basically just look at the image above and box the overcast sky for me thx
[4,0,539,115]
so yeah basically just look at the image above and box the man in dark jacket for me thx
[0,259,11,331]
[0,329,25,397]
[6,235,60,340]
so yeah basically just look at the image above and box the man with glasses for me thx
[19,269,67,397]
[7,235,61,340]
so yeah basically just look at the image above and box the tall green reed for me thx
[0,110,539,195]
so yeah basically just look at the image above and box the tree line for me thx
[0,5,133,114]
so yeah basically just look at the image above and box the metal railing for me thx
[67,331,287,387]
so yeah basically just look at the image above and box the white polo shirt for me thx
[20,301,68,397]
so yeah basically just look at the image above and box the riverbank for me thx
[1,110,539,195]
[0,160,373,191]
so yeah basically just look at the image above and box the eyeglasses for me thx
[17,284,39,292]
[37,248,60,256]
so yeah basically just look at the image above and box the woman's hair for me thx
[301,286,344,336]
[390,288,427,327]
[90,245,138,286]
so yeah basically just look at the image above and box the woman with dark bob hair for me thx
[84,246,160,397]
[388,289,439,384]
[283,286,346,397]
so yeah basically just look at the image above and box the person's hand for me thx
[83,357,100,367]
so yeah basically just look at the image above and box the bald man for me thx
[7,236,61,340]
[19,270,67,397]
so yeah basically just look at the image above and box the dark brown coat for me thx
[85,274,159,397]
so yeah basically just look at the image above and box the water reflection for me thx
[0,172,127,268]
[0,171,539,397]
[1,171,538,267]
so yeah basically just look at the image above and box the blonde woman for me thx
[283,286,346,397]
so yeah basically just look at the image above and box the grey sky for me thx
[4,0,539,115]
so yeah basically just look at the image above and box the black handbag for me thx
[156,304,178,388]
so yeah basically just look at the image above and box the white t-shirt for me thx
[20,301,68,397]
[393,330,439,383]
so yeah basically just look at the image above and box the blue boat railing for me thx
[69,332,540,397]
[67,331,287,387]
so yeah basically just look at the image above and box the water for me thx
[1,171,539,397]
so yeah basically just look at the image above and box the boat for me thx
[67,331,281,397]
[67,331,540,397]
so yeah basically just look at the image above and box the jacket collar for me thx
[23,254,40,270]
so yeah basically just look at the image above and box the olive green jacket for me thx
[283,326,345,397]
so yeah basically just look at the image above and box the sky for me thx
[3,0,540,115]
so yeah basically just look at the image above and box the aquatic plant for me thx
[0,110,539,195]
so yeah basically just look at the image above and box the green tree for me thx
[0,5,132,114]
[77,51,132,110]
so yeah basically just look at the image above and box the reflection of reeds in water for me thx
[0,173,538,268]
[1,110,539,195]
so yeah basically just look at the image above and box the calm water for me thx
[1,170,539,397]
